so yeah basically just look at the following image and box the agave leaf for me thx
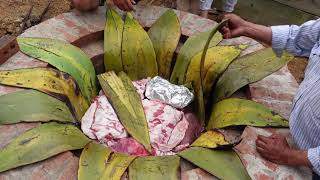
[0,68,89,120]
[185,46,241,99]
[213,48,293,102]
[17,37,97,103]
[148,9,181,79]
[98,71,151,151]
[0,122,90,173]
[104,9,124,73]
[191,130,229,148]
[0,90,74,125]
[207,98,289,129]
[178,147,251,180]
[102,152,136,180]
[192,20,228,125]
[170,29,223,85]
[129,155,180,180]
[78,142,112,180]
[122,13,158,80]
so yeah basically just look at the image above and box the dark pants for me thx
[314,173,320,180]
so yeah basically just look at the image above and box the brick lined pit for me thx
[0,5,307,179]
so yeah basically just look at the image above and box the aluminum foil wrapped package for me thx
[145,76,194,109]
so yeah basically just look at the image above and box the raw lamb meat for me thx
[81,78,201,156]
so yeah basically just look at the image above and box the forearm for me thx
[287,149,311,167]
[243,22,272,46]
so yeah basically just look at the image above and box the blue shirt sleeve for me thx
[308,147,320,175]
[271,19,320,57]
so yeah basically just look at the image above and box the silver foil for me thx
[145,76,194,109]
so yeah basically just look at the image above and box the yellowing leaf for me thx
[0,122,90,173]
[185,46,241,97]
[98,71,151,151]
[148,9,181,79]
[0,68,89,120]
[191,130,229,148]
[104,9,124,73]
[78,142,112,180]
[170,28,223,85]
[0,90,74,124]
[17,37,97,103]
[122,13,158,80]
[102,153,136,180]
[207,98,289,129]
[129,156,180,180]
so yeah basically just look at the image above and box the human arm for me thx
[73,0,135,11]
[256,134,311,167]
[220,14,320,57]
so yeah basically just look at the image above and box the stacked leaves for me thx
[104,9,158,80]
[0,7,295,180]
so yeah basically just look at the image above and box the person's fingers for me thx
[230,27,244,38]
[117,2,127,11]
[257,135,273,144]
[126,0,134,10]
[256,139,269,150]
[220,26,228,34]
[131,0,136,5]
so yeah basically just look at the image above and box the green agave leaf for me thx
[170,28,223,85]
[17,37,97,103]
[213,48,293,102]
[129,155,180,180]
[78,142,112,180]
[0,90,74,125]
[98,71,151,151]
[104,8,124,73]
[0,68,89,120]
[207,98,289,129]
[191,130,229,148]
[122,13,158,80]
[148,9,181,79]
[0,122,90,173]
[102,152,136,180]
[194,20,228,125]
[185,45,241,115]
[178,147,251,180]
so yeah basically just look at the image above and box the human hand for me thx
[73,0,100,11]
[256,134,304,166]
[219,13,250,39]
[112,0,136,11]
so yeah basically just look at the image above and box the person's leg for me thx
[223,0,237,13]
[199,0,213,18]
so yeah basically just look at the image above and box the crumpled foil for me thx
[145,76,194,109]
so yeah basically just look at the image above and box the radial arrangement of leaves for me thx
[0,9,292,180]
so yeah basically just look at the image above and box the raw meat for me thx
[81,78,200,156]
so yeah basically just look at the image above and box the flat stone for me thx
[181,168,218,180]
[248,65,299,119]
[0,151,79,180]
[0,123,40,149]
[234,126,312,180]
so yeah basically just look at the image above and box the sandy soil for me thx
[0,0,72,37]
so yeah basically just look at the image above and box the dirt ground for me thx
[0,0,72,37]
